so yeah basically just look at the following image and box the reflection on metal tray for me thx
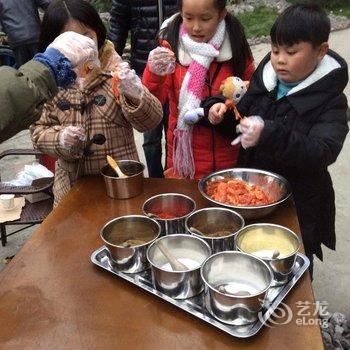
[91,246,309,338]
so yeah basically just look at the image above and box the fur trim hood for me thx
[261,50,348,96]
[247,49,348,115]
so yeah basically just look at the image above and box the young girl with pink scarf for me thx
[142,0,254,179]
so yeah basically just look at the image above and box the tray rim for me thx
[91,246,309,338]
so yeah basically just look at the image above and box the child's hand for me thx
[48,31,99,69]
[113,62,143,101]
[208,103,227,125]
[184,108,204,124]
[59,126,86,149]
[148,47,175,76]
[237,116,265,149]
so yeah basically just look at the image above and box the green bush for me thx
[237,7,279,39]
[287,0,348,10]
[227,0,245,4]
[88,0,111,12]
[286,0,350,18]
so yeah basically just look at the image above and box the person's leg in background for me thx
[143,101,169,178]
[306,253,314,281]
[12,42,39,67]
[0,46,16,67]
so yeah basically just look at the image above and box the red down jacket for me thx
[142,45,254,179]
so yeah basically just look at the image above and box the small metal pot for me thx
[201,251,273,326]
[101,160,145,199]
[147,234,211,299]
[142,193,196,235]
[185,207,244,253]
[100,215,161,273]
[236,223,301,285]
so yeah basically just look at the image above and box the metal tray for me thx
[91,247,309,338]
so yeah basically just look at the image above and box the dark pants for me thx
[13,42,39,67]
[143,101,169,178]
[306,253,314,281]
[0,45,16,67]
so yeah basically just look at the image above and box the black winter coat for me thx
[109,0,178,76]
[203,50,349,259]
[236,50,349,259]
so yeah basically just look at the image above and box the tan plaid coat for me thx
[30,41,162,206]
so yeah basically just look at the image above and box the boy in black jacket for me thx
[204,4,349,276]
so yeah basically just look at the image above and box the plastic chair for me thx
[0,149,54,246]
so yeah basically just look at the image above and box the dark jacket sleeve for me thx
[256,94,349,171]
[108,0,131,56]
[0,60,58,143]
[34,0,51,10]
[201,94,240,139]
[235,90,260,117]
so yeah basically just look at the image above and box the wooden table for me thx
[0,177,323,349]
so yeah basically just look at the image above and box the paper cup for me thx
[0,194,15,210]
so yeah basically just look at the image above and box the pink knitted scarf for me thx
[173,20,226,178]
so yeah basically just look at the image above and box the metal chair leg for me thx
[1,224,7,246]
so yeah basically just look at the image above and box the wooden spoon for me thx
[147,212,160,219]
[190,226,228,237]
[271,250,280,259]
[260,250,280,259]
[157,241,188,271]
[218,284,251,297]
[106,155,127,178]
[189,227,207,236]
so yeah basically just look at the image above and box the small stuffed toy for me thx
[219,76,253,146]
[219,76,249,120]
[183,76,249,125]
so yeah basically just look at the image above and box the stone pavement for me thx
[0,28,349,314]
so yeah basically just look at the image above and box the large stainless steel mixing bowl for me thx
[198,168,291,220]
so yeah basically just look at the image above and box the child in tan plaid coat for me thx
[30,0,162,206]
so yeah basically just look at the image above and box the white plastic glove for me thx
[47,31,99,68]
[231,116,265,149]
[107,51,123,69]
[148,47,175,76]
[114,62,143,101]
[183,108,204,124]
[59,126,86,149]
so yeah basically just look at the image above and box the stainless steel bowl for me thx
[101,160,145,199]
[185,207,244,253]
[201,251,273,325]
[100,215,161,273]
[142,193,196,235]
[236,223,301,285]
[198,168,291,220]
[147,234,211,299]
